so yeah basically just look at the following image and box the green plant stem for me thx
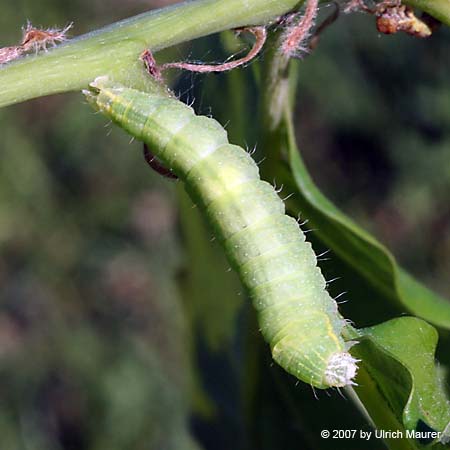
[0,0,448,109]
[404,0,450,24]
[0,0,301,108]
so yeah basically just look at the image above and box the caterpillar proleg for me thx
[84,77,358,389]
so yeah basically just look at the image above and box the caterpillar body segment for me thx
[85,78,358,389]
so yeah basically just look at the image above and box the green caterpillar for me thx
[85,76,358,389]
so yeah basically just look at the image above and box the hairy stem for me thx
[162,27,267,73]
[0,0,301,108]
[281,0,319,57]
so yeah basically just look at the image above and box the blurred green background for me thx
[0,1,449,449]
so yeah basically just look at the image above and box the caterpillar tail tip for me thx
[324,352,358,387]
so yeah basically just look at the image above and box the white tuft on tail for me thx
[324,352,358,387]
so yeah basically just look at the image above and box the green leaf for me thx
[353,317,450,448]
[283,113,450,329]
[257,30,450,448]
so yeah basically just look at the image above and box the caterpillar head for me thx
[83,76,119,112]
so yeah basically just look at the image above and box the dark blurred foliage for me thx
[0,1,449,449]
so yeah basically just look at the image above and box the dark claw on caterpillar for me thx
[143,143,178,179]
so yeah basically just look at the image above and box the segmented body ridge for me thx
[86,78,357,388]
